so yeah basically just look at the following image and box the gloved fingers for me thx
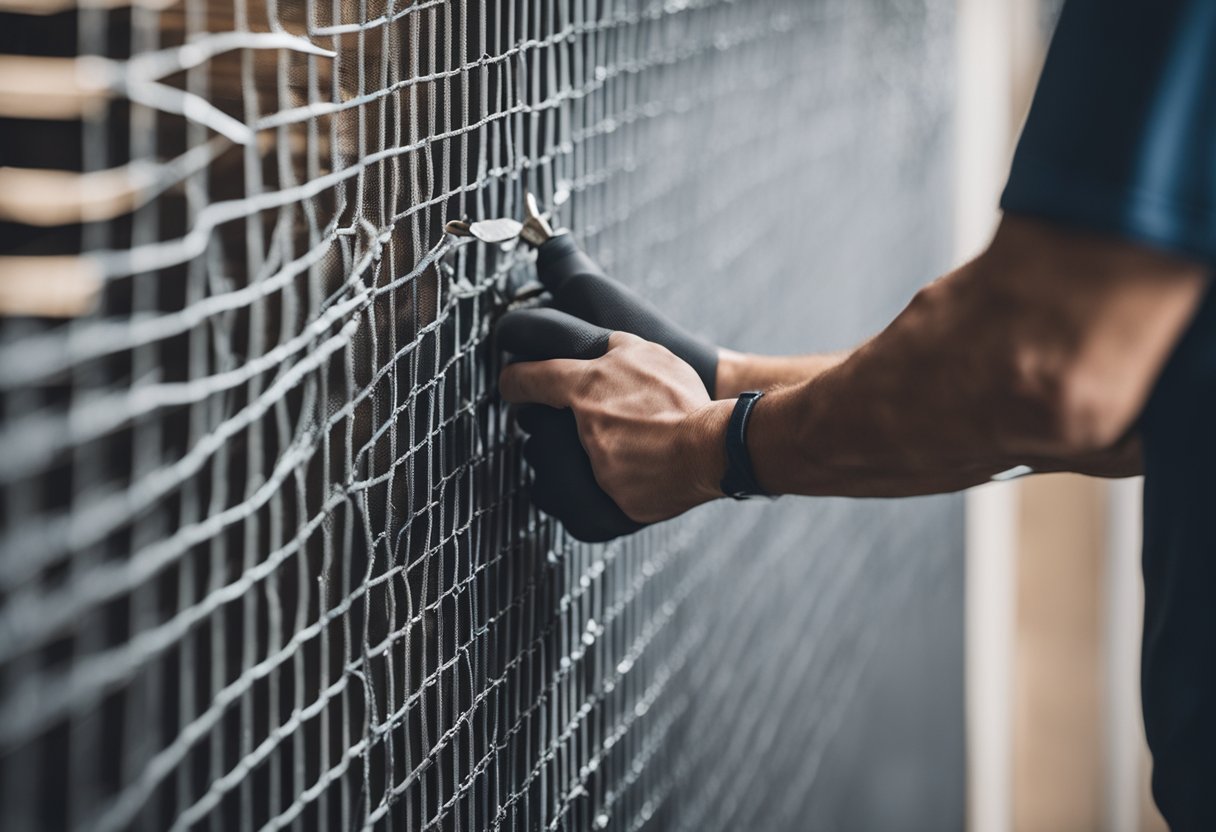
[519,407,643,543]
[526,477,560,518]
[531,477,640,542]
[496,307,611,362]
[522,434,544,467]
[513,403,549,435]
[529,455,643,543]
[499,358,586,407]
[520,406,574,464]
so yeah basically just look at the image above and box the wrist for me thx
[715,348,750,399]
[679,399,733,505]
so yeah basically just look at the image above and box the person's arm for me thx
[736,215,1207,497]
[499,215,1209,523]
[715,349,848,399]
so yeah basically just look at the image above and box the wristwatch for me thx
[719,391,770,500]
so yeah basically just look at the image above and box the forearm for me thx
[715,349,849,398]
[709,262,1031,497]
[499,216,1206,532]
[692,218,1208,499]
[743,284,1036,497]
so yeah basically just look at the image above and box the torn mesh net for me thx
[0,0,957,829]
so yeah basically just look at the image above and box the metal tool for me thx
[444,192,564,247]
[518,192,559,247]
[443,216,522,244]
[443,192,567,307]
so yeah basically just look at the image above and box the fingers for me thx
[495,306,612,407]
[496,307,611,362]
[499,358,585,407]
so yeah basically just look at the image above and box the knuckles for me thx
[513,333,698,529]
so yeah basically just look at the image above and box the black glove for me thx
[534,234,719,396]
[496,307,645,542]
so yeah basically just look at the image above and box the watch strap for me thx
[719,391,769,499]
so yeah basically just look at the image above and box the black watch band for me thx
[719,391,769,500]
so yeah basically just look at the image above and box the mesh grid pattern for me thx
[0,0,960,829]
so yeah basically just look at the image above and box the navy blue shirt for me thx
[1002,1,1216,827]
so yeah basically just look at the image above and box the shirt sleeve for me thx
[1000,0,1216,265]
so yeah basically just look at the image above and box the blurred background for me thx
[958,3,1167,827]
[959,2,1165,831]
[0,0,1168,830]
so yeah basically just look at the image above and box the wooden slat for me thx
[0,165,154,226]
[0,257,102,317]
[1014,474,1105,832]
[0,56,111,120]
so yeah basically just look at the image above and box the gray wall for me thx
[558,1,965,828]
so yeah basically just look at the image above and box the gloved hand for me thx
[498,236,720,542]
[534,234,719,395]
[496,307,645,542]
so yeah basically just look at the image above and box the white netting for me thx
[0,0,960,829]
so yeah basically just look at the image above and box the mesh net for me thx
[0,0,960,829]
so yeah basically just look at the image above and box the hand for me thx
[495,234,720,543]
[498,308,726,529]
[496,308,641,541]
